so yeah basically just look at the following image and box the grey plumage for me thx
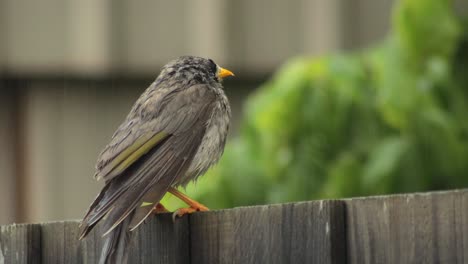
[79,56,232,264]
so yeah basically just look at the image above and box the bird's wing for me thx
[79,84,217,238]
[95,131,169,181]
[94,83,172,182]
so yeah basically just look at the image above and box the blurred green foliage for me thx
[166,0,468,209]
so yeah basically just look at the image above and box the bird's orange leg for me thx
[152,203,169,214]
[168,187,209,220]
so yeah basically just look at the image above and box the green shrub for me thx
[166,0,468,209]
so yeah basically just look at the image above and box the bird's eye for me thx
[208,59,217,75]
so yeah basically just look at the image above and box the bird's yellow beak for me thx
[217,67,235,79]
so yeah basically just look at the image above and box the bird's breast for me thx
[177,94,231,186]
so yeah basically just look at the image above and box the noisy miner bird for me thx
[79,56,234,264]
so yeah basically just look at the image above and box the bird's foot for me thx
[152,203,169,214]
[172,204,209,222]
[168,187,210,209]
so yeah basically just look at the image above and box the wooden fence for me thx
[1,189,467,264]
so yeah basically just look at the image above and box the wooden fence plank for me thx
[2,190,468,263]
[189,200,346,264]
[38,214,190,264]
[0,224,41,264]
[346,190,468,264]
[128,214,190,264]
[41,221,90,264]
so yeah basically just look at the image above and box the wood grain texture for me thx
[128,214,190,264]
[346,190,468,264]
[41,221,95,264]
[0,224,41,264]
[2,190,468,263]
[189,200,346,264]
[39,214,189,264]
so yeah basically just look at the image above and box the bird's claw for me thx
[152,203,169,214]
[172,205,209,222]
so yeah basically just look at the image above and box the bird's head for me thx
[158,56,234,86]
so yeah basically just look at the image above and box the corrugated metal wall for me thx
[0,0,393,74]
[0,89,17,224]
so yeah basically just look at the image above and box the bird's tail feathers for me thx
[99,213,133,264]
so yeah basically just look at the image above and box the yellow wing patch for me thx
[96,132,169,180]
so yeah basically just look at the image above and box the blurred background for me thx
[1,0,467,225]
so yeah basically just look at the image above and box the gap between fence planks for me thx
[1,189,467,264]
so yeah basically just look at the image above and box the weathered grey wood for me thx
[38,214,189,264]
[3,190,468,263]
[128,214,190,264]
[0,224,41,264]
[41,221,90,264]
[346,190,468,264]
[189,200,346,264]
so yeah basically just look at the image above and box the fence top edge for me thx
[342,188,467,202]
[1,189,466,227]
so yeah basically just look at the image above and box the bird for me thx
[78,56,234,264]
